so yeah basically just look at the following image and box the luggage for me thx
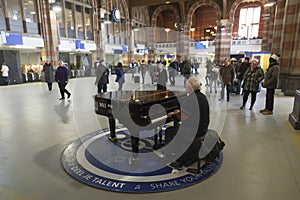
[134,76,140,83]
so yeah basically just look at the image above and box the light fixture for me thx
[206,29,211,32]
[264,0,276,7]
[190,27,196,32]
[165,28,170,33]
[133,27,139,32]
[52,5,62,12]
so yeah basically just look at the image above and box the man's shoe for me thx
[218,98,224,101]
[59,97,65,100]
[260,109,268,113]
[262,110,273,115]
[240,106,245,109]
[68,93,71,99]
[170,161,183,170]
[108,137,118,142]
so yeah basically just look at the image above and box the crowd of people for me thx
[0,53,281,170]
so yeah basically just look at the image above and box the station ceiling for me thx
[129,0,194,7]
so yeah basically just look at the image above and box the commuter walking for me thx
[95,59,109,94]
[182,58,191,86]
[149,61,158,84]
[42,59,54,91]
[260,54,281,115]
[209,62,219,93]
[219,59,235,101]
[140,60,148,84]
[115,62,125,91]
[240,59,264,110]
[55,60,71,100]
[168,60,177,86]
[1,63,9,85]
[156,63,168,90]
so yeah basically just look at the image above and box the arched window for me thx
[238,6,261,39]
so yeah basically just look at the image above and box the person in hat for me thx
[260,53,280,115]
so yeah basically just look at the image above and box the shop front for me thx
[0,32,44,85]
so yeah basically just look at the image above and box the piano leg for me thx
[131,135,139,154]
[108,117,117,141]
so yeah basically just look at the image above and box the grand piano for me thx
[94,90,187,154]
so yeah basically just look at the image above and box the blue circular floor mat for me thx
[61,126,223,193]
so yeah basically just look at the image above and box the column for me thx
[40,0,59,66]
[275,0,300,95]
[214,19,232,64]
[176,23,190,60]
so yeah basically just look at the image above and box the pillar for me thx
[214,19,232,64]
[274,0,300,95]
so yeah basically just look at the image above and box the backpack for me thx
[202,138,225,162]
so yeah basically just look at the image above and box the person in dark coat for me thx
[115,62,125,91]
[156,63,168,90]
[95,59,109,93]
[42,59,54,91]
[260,54,281,115]
[55,60,71,100]
[165,76,210,169]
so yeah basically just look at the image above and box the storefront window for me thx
[6,0,23,32]
[85,7,93,40]
[23,0,38,34]
[65,1,75,38]
[75,5,83,39]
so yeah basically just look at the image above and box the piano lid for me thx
[95,90,187,104]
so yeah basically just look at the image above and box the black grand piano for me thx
[94,90,187,155]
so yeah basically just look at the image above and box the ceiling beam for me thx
[129,0,179,7]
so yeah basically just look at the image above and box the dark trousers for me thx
[47,82,52,91]
[265,88,275,111]
[242,90,257,108]
[97,83,107,93]
[58,82,70,98]
[221,84,231,100]
[165,125,204,167]
[169,74,175,86]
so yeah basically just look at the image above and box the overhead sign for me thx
[75,39,85,49]
[122,45,128,53]
[195,41,208,49]
[1,31,23,45]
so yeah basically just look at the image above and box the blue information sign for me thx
[75,40,85,49]
[1,31,23,45]
[195,41,207,49]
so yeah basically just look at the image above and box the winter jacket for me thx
[263,62,280,89]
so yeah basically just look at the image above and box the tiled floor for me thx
[0,68,300,200]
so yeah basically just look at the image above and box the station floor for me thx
[0,68,300,200]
